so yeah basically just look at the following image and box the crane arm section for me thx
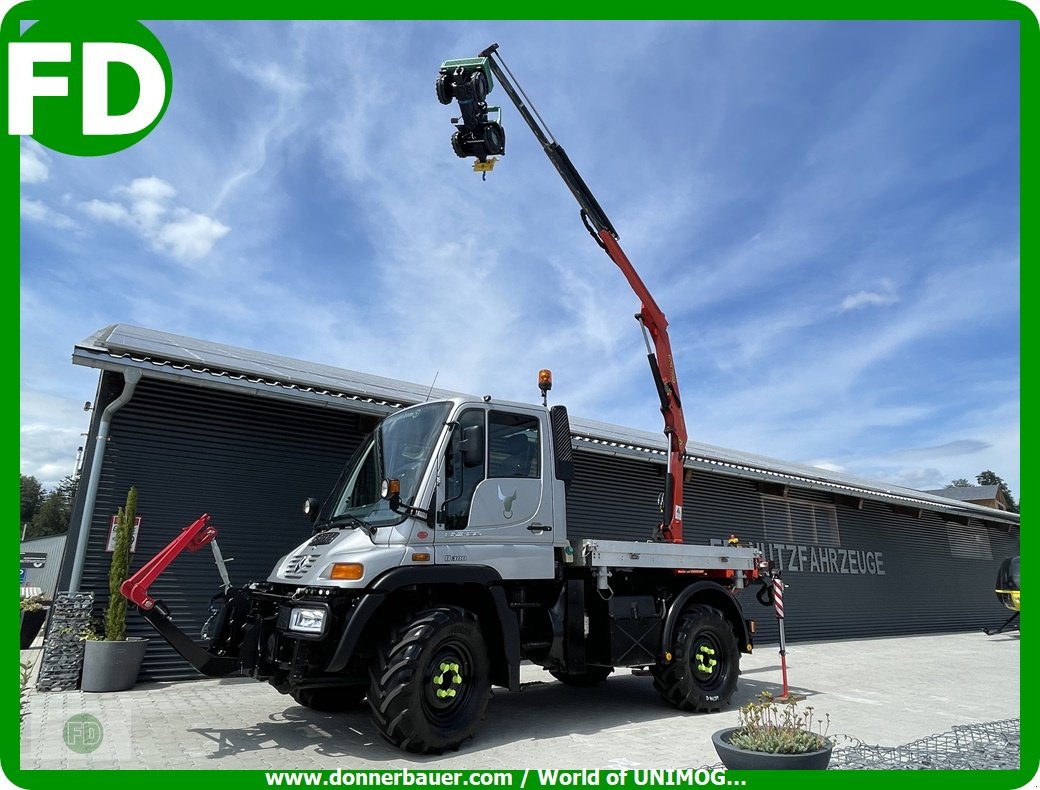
[471,44,689,543]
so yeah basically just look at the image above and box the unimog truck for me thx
[121,45,769,754]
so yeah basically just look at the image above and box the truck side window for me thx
[488,412,540,478]
[442,409,486,529]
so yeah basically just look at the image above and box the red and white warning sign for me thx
[773,577,785,619]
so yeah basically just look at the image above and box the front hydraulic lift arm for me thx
[477,44,688,543]
[120,513,241,676]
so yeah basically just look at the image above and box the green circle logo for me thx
[14,19,172,156]
[63,713,104,754]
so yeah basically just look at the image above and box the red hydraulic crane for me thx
[438,43,689,543]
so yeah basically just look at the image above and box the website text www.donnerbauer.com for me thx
[264,768,739,788]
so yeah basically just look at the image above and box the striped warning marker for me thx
[773,578,785,619]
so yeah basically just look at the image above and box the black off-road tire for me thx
[550,666,614,687]
[451,130,468,158]
[470,70,488,102]
[291,685,366,712]
[482,122,505,156]
[652,605,739,712]
[368,607,491,754]
[436,73,453,104]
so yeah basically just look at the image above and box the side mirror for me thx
[461,424,485,468]
[303,497,321,524]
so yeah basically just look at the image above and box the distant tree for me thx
[946,478,971,488]
[976,470,1018,514]
[25,475,79,539]
[20,475,45,527]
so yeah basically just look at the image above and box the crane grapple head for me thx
[438,57,505,163]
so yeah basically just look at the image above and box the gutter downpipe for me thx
[68,368,143,594]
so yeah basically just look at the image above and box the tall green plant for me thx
[104,487,137,642]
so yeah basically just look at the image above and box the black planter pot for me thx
[81,638,148,692]
[712,727,833,770]
[20,608,48,649]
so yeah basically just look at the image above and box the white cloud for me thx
[80,199,132,224]
[20,141,49,183]
[153,209,231,261]
[840,289,900,311]
[79,177,230,263]
[20,391,90,490]
[20,197,78,230]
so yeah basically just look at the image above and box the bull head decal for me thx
[497,485,518,519]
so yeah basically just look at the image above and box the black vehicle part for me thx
[139,601,242,677]
[201,586,251,654]
[549,405,575,481]
[482,121,505,154]
[449,124,504,162]
[608,595,662,666]
[323,565,520,692]
[652,605,739,712]
[291,685,367,712]
[550,666,613,687]
[451,130,468,158]
[436,73,453,105]
[662,580,752,656]
[369,606,491,754]
[470,70,487,102]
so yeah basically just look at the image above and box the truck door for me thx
[436,407,555,579]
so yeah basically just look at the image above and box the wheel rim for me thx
[691,632,725,688]
[423,641,475,723]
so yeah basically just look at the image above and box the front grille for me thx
[280,554,318,579]
[308,530,340,546]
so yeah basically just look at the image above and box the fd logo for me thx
[7,17,172,155]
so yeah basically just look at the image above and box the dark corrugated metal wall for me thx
[567,454,1019,645]
[79,376,376,681]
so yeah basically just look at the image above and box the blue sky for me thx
[19,20,1020,500]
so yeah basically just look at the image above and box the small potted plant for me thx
[712,691,834,770]
[80,487,148,692]
[19,594,51,649]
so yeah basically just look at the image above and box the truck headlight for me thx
[288,607,327,634]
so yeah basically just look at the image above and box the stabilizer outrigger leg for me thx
[120,513,243,677]
[982,612,1020,636]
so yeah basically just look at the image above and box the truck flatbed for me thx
[577,539,759,574]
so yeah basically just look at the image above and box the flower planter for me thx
[712,726,833,770]
[20,608,48,649]
[81,638,148,692]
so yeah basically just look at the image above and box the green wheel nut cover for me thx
[433,660,464,693]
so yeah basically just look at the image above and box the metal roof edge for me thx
[72,325,1020,530]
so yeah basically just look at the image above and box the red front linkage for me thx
[120,513,218,611]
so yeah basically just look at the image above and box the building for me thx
[923,485,1013,512]
[20,533,68,599]
[56,324,1020,681]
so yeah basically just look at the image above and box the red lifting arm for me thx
[477,45,688,542]
[598,231,688,543]
[120,513,217,610]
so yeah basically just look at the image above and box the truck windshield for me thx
[321,402,451,527]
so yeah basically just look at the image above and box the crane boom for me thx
[440,44,689,543]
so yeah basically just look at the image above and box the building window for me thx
[760,494,840,546]
[946,524,993,560]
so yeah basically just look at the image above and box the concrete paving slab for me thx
[18,630,1021,771]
